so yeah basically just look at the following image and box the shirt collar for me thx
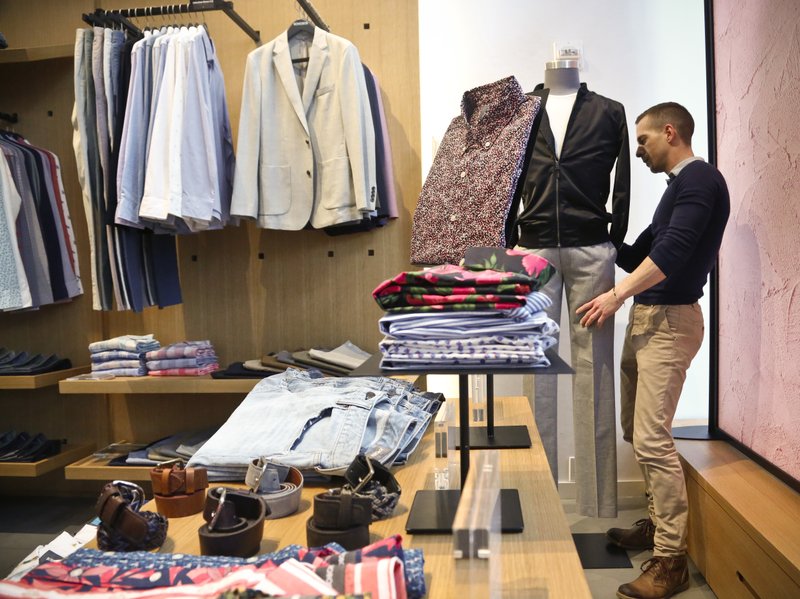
[461,76,527,144]
[670,156,705,178]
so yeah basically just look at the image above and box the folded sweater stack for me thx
[88,335,160,377]
[145,341,219,376]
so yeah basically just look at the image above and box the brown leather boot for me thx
[616,555,689,599]
[607,518,656,550]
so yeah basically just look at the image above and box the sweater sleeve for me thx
[616,225,653,273]
[648,175,718,276]
[609,105,630,249]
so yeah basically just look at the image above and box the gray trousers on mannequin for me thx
[520,242,618,518]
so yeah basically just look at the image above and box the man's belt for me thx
[198,487,269,557]
[244,458,303,519]
[95,481,168,551]
[306,454,401,550]
[150,463,208,518]
[344,454,402,521]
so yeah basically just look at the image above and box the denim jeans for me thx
[188,369,436,480]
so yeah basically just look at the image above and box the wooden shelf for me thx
[65,454,152,482]
[0,443,94,477]
[59,375,260,394]
[59,373,422,395]
[0,44,74,63]
[0,366,90,389]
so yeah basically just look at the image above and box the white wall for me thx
[419,0,708,484]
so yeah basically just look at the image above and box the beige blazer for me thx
[231,28,377,230]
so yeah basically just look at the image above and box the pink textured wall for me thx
[715,0,800,480]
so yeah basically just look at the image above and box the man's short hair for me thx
[636,102,695,144]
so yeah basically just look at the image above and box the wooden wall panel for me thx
[0,0,421,494]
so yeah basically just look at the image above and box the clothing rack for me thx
[90,1,262,45]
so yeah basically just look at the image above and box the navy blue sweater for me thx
[616,160,730,305]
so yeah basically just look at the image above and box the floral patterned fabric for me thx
[410,77,541,265]
[15,536,424,599]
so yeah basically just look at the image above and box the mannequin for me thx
[516,60,630,518]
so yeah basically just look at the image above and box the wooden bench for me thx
[677,439,800,598]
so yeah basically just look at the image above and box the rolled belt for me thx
[95,481,168,552]
[244,458,304,519]
[344,454,402,521]
[150,463,208,518]
[198,487,268,557]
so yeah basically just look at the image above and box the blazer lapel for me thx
[273,33,308,134]
[301,28,329,113]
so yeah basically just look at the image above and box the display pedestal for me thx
[352,350,574,534]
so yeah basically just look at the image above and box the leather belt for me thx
[305,454,401,551]
[198,487,268,557]
[244,458,303,519]
[150,463,208,518]
[95,481,168,551]
[344,454,402,521]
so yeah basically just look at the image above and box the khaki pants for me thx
[620,303,704,557]
[520,242,618,518]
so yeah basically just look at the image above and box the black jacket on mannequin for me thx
[514,83,630,249]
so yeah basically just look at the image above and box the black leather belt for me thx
[244,458,303,519]
[344,454,402,521]
[306,454,401,550]
[150,463,208,518]
[198,487,269,557]
[95,481,168,552]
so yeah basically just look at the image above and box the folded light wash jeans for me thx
[188,369,436,480]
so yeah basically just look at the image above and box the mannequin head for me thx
[544,59,580,95]
[634,102,695,174]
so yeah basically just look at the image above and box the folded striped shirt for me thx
[146,357,218,370]
[148,364,219,377]
[91,350,145,362]
[146,341,215,360]
[92,360,145,372]
[89,335,160,354]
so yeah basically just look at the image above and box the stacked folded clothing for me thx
[0,430,62,462]
[114,427,217,467]
[188,369,441,479]
[213,342,373,379]
[88,335,160,377]
[146,340,219,376]
[8,535,425,599]
[0,348,72,375]
[372,246,560,370]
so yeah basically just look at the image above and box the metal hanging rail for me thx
[93,1,262,45]
[296,0,330,32]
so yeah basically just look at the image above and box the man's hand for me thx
[577,289,623,328]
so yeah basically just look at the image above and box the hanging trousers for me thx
[520,242,618,517]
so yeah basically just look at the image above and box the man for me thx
[577,102,729,599]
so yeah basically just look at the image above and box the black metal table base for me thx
[453,425,532,449]
[405,488,524,534]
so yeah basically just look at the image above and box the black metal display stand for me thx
[351,349,573,534]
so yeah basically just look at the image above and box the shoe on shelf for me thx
[607,517,656,550]
[616,555,689,599]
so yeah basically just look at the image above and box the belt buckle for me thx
[157,457,185,469]
[208,487,227,531]
[351,455,375,494]
[111,480,145,511]
[249,457,268,493]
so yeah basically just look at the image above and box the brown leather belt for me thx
[95,481,168,551]
[150,464,208,518]
[198,487,269,557]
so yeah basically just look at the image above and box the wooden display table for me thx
[88,396,589,598]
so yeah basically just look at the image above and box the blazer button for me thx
[306,170,311,177]
[305,140,310,146]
